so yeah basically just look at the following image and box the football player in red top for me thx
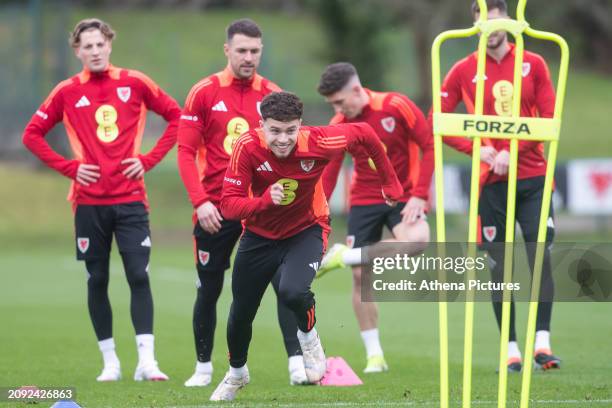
[315,62,433,373]
[22,19,180,382]
[209,92,402,401]
[177,19,306,387]
[439,0,560,372]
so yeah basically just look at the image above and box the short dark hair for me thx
[226,18,262,41]
[317,62,358,96]
[69,18,115,48]
[260,92,303,122]
[471,0,508,16]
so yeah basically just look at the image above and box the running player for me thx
[209,91,403,401]
[177,18,306,386]
[315,62,434,372]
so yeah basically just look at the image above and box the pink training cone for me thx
[319,357,363,386]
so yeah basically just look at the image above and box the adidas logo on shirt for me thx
[309,262,319,271]
[141,236,152,247]
[75,95,91,108]
[256,161,273,172]
[212,100,228,112]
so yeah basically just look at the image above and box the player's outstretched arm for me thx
[321,152,344,201]
[343,122,403,203]
[395,94,435,201]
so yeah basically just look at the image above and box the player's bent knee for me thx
[278,286,312,311]
[393,219,430,249]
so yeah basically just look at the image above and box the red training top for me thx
[322,89,434,205]
[177,66,281,209]
[221,123,403,240]
[23,65,181,207]
[436,44,556,185]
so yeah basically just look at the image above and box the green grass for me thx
[1,164,612,407]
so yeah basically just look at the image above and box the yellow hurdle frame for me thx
[431,1,569,407]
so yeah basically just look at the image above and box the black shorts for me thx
[232,224,326,298]
[479,176,555,245]
[193,220,243,272]
[74,202,150,260]
[347,202,406,248]
[234,224,325,284]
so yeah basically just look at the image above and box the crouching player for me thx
[315,62,434,372]
[209,91,403,401]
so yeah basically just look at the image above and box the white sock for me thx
[361,328,384,358]
[535,330,551,352]
[98,338,120,368]
[229,364,247,378]
[288,355,304,372]
[196,361,212,374]
[135,334,155,366]
[297,327,318,343]
[342,248,362,266]
[507,341,522,360]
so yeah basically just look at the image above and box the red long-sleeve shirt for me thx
[22,65,181,206]
[436,44,556,185]
[321,89,434,205]
[221,123,403,240]
[177,66,281,209]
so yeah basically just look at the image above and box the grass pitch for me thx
[1,165,611,407]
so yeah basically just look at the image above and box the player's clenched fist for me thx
[269,183,285,205]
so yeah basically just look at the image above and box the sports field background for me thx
[1,3,612,408]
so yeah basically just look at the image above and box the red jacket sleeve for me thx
[177,84,210,208]
[320,113,347,200]
[134,73,181,171]
[430,62,474,155]
[220,135,275,220]
[22,81,80,179]
[321,152,344,200]
[392,94,434,200]
[316,123,403,201]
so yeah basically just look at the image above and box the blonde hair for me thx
[69,18,115,48]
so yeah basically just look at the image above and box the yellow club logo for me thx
[223,117,249,154]
[95,104,119,143]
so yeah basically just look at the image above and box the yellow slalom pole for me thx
[462,2,490,406]
[432,24,480,408]
[496,1,528,405]
[519,27,570,408]
[431,2,568,407]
